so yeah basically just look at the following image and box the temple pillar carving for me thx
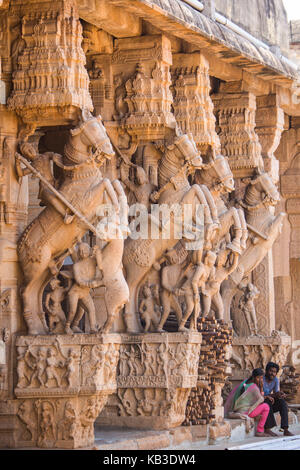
[97,332,202,430]
[14,334,121,449]
[280,120,300,375]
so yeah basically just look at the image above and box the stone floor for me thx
[93,410,300,451]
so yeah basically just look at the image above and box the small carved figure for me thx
[65,243,104,335]
[45,349,63,388]
[176,251,217,331]
[63,349,78,388]
[141,343,157,376]
[44,278,71,333]
[157,343,168,378]
[16,347,32,388]
[11,22,26,71]
[202,249,239,320]
[127,345,140,376]
[28,348,47,387]
[121,164,155,210]
[17,402,36,441]
[38,401,56,447]
[58,401,78,441]
[238,283,260,336]
[139,283,161,333]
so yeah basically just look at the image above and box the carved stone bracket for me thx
[14,333,121,449]
[7,0,93,127]
[97,332,202,430]
[213,83,263,177]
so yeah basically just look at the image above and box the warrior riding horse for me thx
[18,110,121,335]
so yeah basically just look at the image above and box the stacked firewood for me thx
[280,366,300,403]
[184,318,233,426]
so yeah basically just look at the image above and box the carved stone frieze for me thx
[231,335,291,382]
[97,332,202,429]
[14,334,121,449]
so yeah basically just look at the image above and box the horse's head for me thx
[166,133,203,171]
[196,155,234,194]
[249,170,280,206]
[70,110,115,164]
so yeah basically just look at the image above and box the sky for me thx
[283,0,300,20]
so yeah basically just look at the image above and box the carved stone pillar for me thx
[281,140,300,365]
[251,252,276,336]
[13,334,121,449]
[97,332,202,430]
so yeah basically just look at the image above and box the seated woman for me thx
[224,368,271,438]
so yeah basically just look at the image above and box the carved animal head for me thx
[70,109,115,163]
[166,133,203,169]
[245,170,280,206]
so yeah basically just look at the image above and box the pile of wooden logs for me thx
[280,366,300,403]
[183,318,233,426]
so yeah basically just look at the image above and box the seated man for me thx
[263,362,294,437]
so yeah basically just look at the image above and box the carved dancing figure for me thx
[45,349,63,388]
[29,348,47,387]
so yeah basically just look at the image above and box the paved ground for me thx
[94,423,300,451]
[168,424,300,450]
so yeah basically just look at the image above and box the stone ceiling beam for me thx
[77,0,142,38]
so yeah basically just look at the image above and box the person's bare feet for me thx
[265,429,279,437]
[255,432,271,438]
[283,429,294,436]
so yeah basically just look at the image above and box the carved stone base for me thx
[97,332,202,430]
[231,333,291,383]
[12,333,121,449]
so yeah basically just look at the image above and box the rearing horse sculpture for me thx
[122,133,220,333]
[18,111,119,335]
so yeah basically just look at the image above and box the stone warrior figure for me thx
[44,277,71,333]
[15,143,74,224]
[202,248,240,320]
[176,251,217,331]
[238,283,260,336]
[65,243,105,335]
